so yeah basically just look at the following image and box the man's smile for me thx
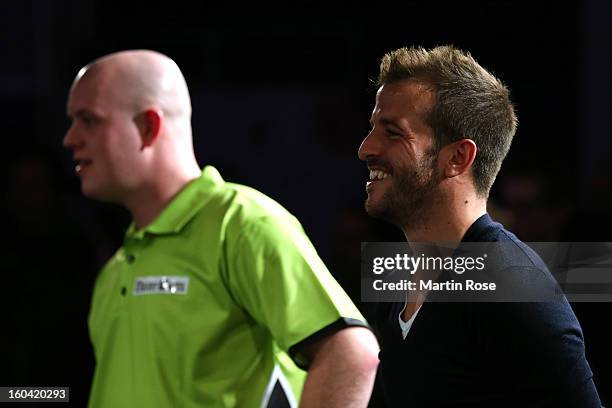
[366,168,392,191]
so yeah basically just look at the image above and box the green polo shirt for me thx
[87,166,367,408]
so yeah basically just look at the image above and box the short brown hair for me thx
[378,45,517,197]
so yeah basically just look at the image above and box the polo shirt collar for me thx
[125,166,224,239]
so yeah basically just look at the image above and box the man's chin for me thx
[364,196,376,214]
[81,184,116,203]
[365,195,407,228]
[365,198,389,220]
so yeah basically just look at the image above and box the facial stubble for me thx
[366,152,440,231]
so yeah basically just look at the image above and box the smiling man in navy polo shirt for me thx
[358,45,602,407]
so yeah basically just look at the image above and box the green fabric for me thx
[88,166,366,407]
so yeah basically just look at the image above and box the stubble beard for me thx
[365,155,440,231]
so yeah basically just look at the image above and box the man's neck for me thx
[402,197,487,244]
[125,165,201,229]
[400,195,487,322]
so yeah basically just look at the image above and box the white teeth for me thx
[369,169,390,180]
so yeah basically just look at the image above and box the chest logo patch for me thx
[133,276,189,296]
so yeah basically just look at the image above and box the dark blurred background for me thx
[1,1,611,406]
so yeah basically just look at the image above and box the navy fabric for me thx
[376,214,602,407]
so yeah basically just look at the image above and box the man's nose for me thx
[63,125,81,150]
[358,130,377,162]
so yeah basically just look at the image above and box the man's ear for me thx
[135,109,163,149]
[439,139,477,178]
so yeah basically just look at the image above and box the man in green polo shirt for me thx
[63,50,379,407]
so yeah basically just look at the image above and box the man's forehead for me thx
[67,67,118,113]
[71,62,103,89]
[68,76,98,110]
[376,80,433,101]
[374,80,435,116]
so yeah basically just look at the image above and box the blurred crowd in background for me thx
[1,1,611,405]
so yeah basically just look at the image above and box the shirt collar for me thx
[125,166,224,239]
[461,213,495,242]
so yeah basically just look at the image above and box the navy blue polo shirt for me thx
[376,214,601,407]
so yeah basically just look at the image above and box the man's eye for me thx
[82,116,96,126]
[386,129,401,137]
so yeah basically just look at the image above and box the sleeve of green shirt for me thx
[226,215,369,368]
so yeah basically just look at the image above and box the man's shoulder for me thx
[462,214,561,301]
[497,229,550,271]
[466,214,549,270]
[224,181,294,219]
[191,166,296,223]
[194,179,302,239]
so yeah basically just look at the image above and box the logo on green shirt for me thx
[133,276,189,295]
